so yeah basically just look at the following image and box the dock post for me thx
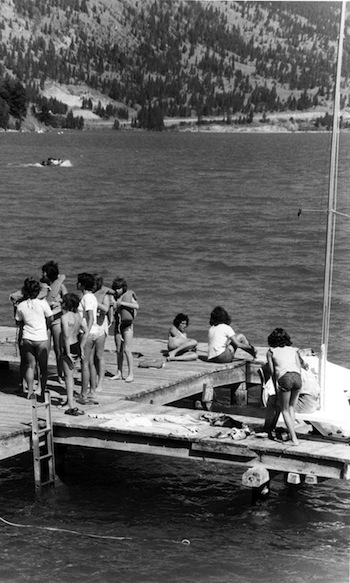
[229,362,248,406]
[201,383,214,411]
[286,472,301,485]
[242,465,270,503]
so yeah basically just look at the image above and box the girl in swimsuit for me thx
[90,274,115,393]
[267,328,305,446]
[112,276,139,383]
[60,293,88,414]
[15,278,53,400]
[167,313,198,361]
[41,260,68,383]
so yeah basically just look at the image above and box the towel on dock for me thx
[88,412,205,436]
[138,357,166,368]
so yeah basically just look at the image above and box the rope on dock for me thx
[0,515,191,545]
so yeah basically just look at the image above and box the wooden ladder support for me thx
[31,390,56,496]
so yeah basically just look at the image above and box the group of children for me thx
[168,306,309,446]
[11,261,139,416]
[12,262,308,440]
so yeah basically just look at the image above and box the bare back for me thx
[61,311,82,346]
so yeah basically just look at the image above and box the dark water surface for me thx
[0,130,349,582]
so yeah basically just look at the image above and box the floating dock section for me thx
[0,327,349,488]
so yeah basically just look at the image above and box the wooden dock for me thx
[0,326,349,487]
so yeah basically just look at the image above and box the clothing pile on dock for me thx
[88,411,252,440]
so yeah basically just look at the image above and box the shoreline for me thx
[5,121,350,134]
[5,104,350,134]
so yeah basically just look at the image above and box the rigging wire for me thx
[298,209,350,220]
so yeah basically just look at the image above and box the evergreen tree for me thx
[0,96,9,128]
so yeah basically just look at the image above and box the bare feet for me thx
[111,372,122,380]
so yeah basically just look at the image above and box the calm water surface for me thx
[0,130,349,582]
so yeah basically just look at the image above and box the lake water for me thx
[0,129,349,582]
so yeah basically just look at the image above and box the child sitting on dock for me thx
[207,306,256,363]
[167,313,198,361]
[266,328,307,446]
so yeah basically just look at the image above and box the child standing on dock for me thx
[76,272,101,404]
[60,293,88,415]
[15,278,53,399]
[41,260,68,384]
[91,274,115,393]
[266,328,305,446]
[112,276,139,383]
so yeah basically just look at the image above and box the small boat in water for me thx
[40,157,63,166]
[38,158,72,167]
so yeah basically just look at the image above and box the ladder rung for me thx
[41,479,55,487]
[32,429,50,438]
[38,440,49,447]
[38,427,51,436]
[38,453,53,462]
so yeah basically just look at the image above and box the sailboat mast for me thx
[320,0,346,406]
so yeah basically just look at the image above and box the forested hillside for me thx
[0,0,349,130]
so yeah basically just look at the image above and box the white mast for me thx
[320,0,346,410]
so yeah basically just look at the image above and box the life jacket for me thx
[95,286,115,327]
[46,274,66,316]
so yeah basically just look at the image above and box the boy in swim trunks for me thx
[61,293,88,415]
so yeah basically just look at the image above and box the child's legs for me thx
[289,387,301,426]
[51,321,63,377]
[89,346,97,392]
[278,389,298,444]
[19,341,27,388]
[114,332,123,373]
[95,333,106,389]
[81,336,94,396]
[22,340,36,395]
[36,340,50,392]
[169,339,197,358]
[122,325,134,380]
[62,358,75,408]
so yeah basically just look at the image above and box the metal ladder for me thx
[31,390,56,496]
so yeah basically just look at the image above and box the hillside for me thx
[0,0,349,130]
